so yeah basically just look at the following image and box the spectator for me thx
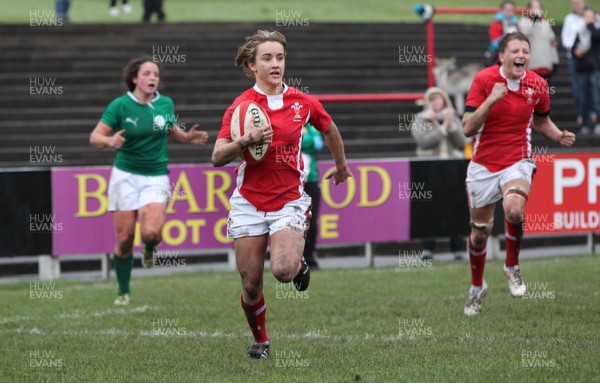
[562,0,597,135]
[143,0,166,23]
[518,0,559,83]
[486,1,519,66]
[301,123,324,269]
[410,87,467,260]
[109,0,132,17]
[55,0,70,23]
[573,9,600,136]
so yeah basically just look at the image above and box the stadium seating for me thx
[0,22,593,167]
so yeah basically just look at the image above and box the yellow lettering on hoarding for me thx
[166,171,201,214]
[186,219,206,244]
[74,174,107,217]
[134,222,141,246]
[357,166,391,207]
[163,220,186,245]
[320,214,339,239]
[204,170,232,212]
[321,167,355,209]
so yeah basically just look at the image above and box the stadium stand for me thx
[0,22,595,167]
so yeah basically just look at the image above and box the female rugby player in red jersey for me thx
[462,32,575,316]
[211,30,351,359]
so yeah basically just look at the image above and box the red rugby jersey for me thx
[465,65,550,172]
[218,84,332,212]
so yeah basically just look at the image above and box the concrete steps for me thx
[0,22,596,168]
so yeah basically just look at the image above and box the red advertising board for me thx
[525,153,600,234]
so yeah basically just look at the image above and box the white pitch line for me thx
[0,305,160,324]
[0,327,412,342]
[89,304,157,318]
[5,328,523,344]
[0,315,35,324]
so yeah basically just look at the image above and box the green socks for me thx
[113,252,133,294]
[144,242,154,254]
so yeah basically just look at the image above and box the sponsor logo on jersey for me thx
[125,117,139,127]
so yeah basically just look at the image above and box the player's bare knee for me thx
[503,200,524,224]
[470,230,488,248]
[241,275,262,301]
[114,247,133,258]
[116,235,134,254]
[504,207,523,225]
[141,229,161,245]
[271,262,295,283]
[503,188,527,224]
[470,221,492,248]
[243,284,262,301]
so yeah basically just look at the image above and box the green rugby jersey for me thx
[100,91,176,175]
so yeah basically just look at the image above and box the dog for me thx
[433,58,482,115]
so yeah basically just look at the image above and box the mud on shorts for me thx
[226,188,312,239]
[465,159,536,209]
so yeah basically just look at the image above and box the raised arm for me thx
[532,115,576,147]
[322,121,351,185]
[462,82,507,137]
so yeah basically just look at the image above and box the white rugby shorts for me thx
[226,188,312,239]
[466,159,536,209]
[108,166,170,211]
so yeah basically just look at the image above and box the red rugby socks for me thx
[469,236,487,287]
[505,219,522,267]
[241,293,268,344]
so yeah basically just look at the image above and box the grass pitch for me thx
[0,254,599,382]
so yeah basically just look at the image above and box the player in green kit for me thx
[90,56,209,305]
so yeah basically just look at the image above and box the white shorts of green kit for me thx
[226,188,312,239]
[108,166,170,211]
[466,158,536,209]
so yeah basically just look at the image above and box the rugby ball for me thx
[230,100,271,163]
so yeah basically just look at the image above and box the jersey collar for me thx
[127,91,161,105]
[253,83,288,95]
[253,83,288,110]
[499,66,525,92]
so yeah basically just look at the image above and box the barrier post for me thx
[587,233,596,255]
[39,255,60,280]
[101,253,110,280]
[365,241,374,268]
[425,18,435,88]
[227,248,236,270]
[487,236,501,260]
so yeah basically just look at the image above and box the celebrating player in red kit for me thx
[211,30,351,358]
[462,32,575,316]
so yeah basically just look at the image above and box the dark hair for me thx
[498,32,530,53]
[122,56,161,92]
[235,30,287,77]
[500,0,516,8]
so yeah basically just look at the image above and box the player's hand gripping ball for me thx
[230,101,272,163]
